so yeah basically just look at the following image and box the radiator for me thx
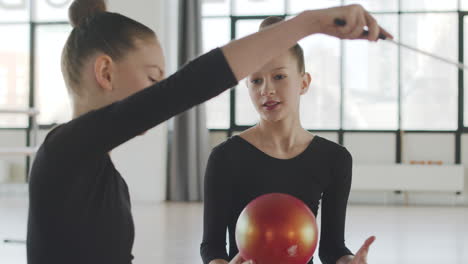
[352,164,465,193]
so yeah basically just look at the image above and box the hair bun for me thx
[69,0,107,28]
[259,16,284,31]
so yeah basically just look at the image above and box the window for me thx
[35,24,72,125]
[289,0,341,13]
[400,0,458,11]
[202,0,463,133]
[0,24,30,127]
[343,14,398,130]
[234,19,262,126]
[34,0,71,22]
[0,0,72,128]
[233,0,285,15]
[464,16,468,127]
[401,14,458,130]
[344,0,398,12]
[202,17,231,129]
[300,34,341,129]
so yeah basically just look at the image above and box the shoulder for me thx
[314,136,352,162]
[42,124,65,144]
[36,121,88,163]
[210,135,244,159]
[38,123,75,158]
[205,137,244,179]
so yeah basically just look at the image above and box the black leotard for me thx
[27,48,237,264]
[201,135,353,264]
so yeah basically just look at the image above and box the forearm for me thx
[209,259,229,264]
[49,49,237,158]
[221,10,319,81]
[336,255,354,264]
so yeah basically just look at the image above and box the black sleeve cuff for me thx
[319,246,353,264]
[200,243,229,264]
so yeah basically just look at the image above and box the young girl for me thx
[26,0,391,263]
[201,17,380,264]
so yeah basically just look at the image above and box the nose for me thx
[260,81,276,96]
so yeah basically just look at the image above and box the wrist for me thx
[296,10,323,36]
[336,255,354,264]
[209,259,229,264]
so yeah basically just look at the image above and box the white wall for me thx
[111,127,168,202]
[208,131,468,206]
[0,131,27,183]
[108,0,179,74]
[344,133,467,206]
[105,0,179,202]
[344,133,396,164]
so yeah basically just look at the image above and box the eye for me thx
[274,74,286,80]
[251,78,263,85]
[148,77,157,83]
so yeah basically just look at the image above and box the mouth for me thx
[262,100,281,110]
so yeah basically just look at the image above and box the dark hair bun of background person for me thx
[259,16,284,30]
[69,0,107,28]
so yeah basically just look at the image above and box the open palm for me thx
[350,236,376,264]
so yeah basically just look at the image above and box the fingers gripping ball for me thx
[235,193,318,264]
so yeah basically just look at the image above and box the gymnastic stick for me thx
[334,18,468,70]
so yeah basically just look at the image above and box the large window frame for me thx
[202,0,468,164]
[0,0,71,179]
[2,1,468,168]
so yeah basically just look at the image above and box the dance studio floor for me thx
[1,198,467,264]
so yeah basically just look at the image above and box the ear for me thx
[94,55,114,92]
[300,72,311,95]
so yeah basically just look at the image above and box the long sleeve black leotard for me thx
[27,48,237,264]
[201,135,354,264]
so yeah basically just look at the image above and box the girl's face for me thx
[246,51,311,123]
[108,37,166,102]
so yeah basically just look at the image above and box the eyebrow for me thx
[260,67,288,74]
[272,67,287,71]
[252,67,288,76]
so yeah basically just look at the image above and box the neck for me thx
[69,78,108,119]
[72,95,106,119]
[255,115,308,151]
[73,102,93,119]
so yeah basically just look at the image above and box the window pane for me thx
[344,0,398,12]
[203,18,231,53]
[0,25,29,127]
[464,16,468,127]
[203,18,231,129]
[235,19,262,126]
[34,0,72,22]
[236,19,262,38]
[343,14,398,130]
[207,92,231,129]
[35,25,72,125]
[0,0,29,22]
[300,35,341,129]
[233,0,285,16]
[236,83,259,126]
[401,0,458,11]
[401,14,458,130]
[289,0,340,14]
[202,0,230,16]
[462,0,468,10]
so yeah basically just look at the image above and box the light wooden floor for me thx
[1,198,467,264]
